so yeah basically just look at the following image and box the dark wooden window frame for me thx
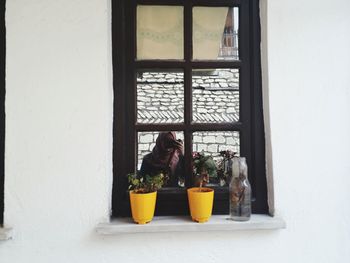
[112,0,268,217]
[0,0,6,226]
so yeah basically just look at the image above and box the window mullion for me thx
[191,60,242,69]
[112,0,127,217]
[136,124,187,131]
[184,2,194,187]
[189,122,243,132]
[126,0,137,176]
[250,0,268,213]
[237,0,254,199]
[0,0,5,225]
[134,60,186,68]
[135,0,241,6]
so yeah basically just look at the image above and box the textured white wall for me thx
[1,0,350,262]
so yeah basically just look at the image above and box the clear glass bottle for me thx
[229,157,251,221]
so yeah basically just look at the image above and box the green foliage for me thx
[127,172,167,193]
[192,150,237,189]
[193,152,217,189]
[216,150,237,180]
[193,152,217,178]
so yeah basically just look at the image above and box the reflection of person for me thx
[140,132,184,187]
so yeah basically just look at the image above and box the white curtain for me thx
[137,6,228,60]
[137,5,184,60]
[193,7,228,60]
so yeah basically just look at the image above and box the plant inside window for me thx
[192,152,217,191]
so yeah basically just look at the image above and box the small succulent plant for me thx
[128,172,168,194]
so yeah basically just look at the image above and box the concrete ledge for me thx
[96,215,286,235]
[0,228,12,240]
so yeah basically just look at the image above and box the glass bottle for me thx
[229,157,251,221]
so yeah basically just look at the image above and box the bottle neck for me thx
[231,157,248,179]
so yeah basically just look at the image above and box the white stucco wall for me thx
[1,0,350,262]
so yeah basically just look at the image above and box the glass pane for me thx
[137,131,185,187]
[193,7,239,60]
[137,70,184,123]
[137,5,184,60]
[193,131,240,186]
[192,69,239,123]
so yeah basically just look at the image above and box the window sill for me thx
[96,214,286,235]
[0,228,12,240]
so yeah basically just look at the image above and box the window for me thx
[0,0,5,225]
[112,0,268,217]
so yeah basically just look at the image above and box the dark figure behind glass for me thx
[140,132,184,187]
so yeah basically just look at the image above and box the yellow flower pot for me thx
[129,191,157,224]
[187,187,214,223]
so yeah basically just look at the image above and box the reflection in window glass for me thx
[137,131,185,187]
[192,69,239,123]
[193,7,239,60]
[193,131,240,186]
[137,70,184,124]
[137,5,184,59]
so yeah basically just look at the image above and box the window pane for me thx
[192,69,239,123]
[137,131,185,187]
[137,70,184,123]
[137,5,184,60]
[193,131,240,186]
[193,7,239,60]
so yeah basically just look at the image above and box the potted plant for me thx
[216,150,237,186]
[187,152,217,223]
[128,172,167,224]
